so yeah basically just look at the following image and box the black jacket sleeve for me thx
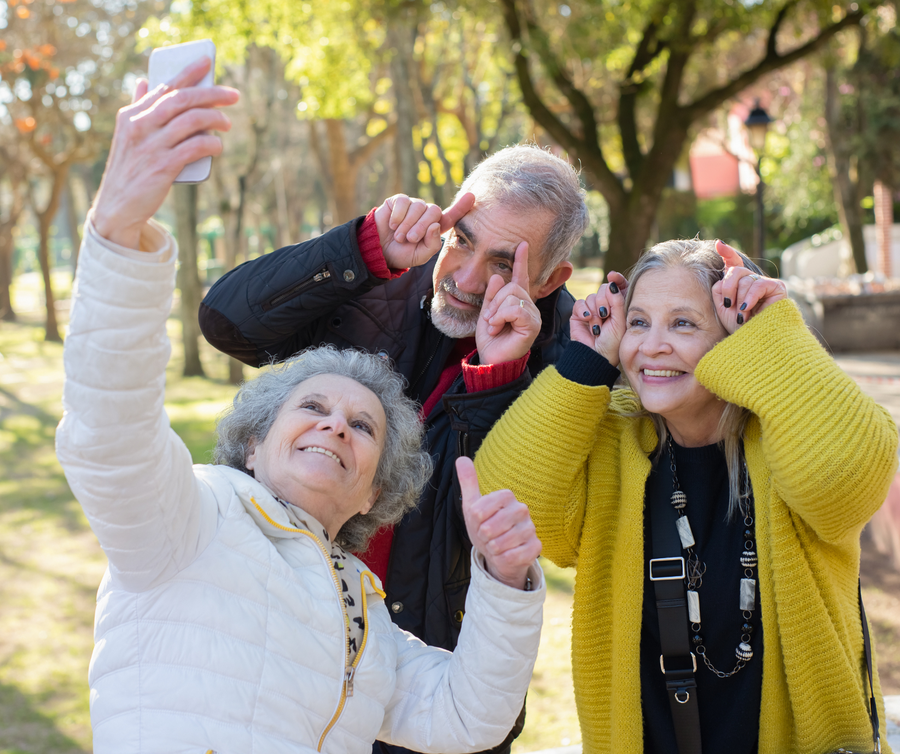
[199,216,383,366]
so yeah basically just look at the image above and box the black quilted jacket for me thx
[199,216,574,747]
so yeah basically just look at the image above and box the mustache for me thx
[438,276,483,309]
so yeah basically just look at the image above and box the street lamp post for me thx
[744,100,773,259]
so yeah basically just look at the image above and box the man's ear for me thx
[533,261,574,300]
[360,487,381,516]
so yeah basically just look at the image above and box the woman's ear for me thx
[245,438,258,471]
[360,488,381,516]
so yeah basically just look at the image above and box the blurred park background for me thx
[2,0,900,751]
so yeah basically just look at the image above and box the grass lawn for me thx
[0,272,581,754]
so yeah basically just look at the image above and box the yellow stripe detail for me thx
[250,497,306,533]
[362,570,386,599]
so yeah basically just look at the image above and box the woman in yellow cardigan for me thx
[474,238,898,754]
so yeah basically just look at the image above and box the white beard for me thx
[430,277,482,339]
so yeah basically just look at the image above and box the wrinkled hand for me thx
[475,242,541,365]
[712,241,787,334]
[91,57,239,249]
[569,270,629,367]
[457,457,541,591]
[374,192,475,270]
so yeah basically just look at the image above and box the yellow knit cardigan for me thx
[475,299,898,754]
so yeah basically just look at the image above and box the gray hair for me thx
[455,144,589,283]
[214,346,432,552]
[621,238,765,519]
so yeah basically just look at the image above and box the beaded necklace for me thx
[666,434,757,678]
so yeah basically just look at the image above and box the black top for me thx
[642,440,763,754]
[554,343,764,754]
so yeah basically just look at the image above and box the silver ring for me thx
[519,299,525,308]
[749,274,760,281]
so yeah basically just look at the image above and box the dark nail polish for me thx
[737,313,744,325]
[740,302,747,311]
[598,306,608,318]
[583,310,590,317]
[724,297,731,309]
[592,324,601,336]
[609,282,619,294]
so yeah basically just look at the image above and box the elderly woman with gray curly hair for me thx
[56,58,544,754]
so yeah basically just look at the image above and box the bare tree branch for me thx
[499,0,625,205]
[683,6,863,121]
[517,1,598,146]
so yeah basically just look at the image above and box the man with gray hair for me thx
[200,144,588,754]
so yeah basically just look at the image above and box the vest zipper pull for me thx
[344,665,355,697]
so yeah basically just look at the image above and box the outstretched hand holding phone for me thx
[90,53,239,250]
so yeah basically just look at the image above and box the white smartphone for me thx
[148,39,216,183]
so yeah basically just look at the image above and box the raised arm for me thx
[199,192,474,366]
[696,298,898,543]
[697,243,898,542]
[56,59,238,591]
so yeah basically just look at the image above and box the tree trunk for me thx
[824,65,868,274]
[388,17,420,196]
[0,179,24,322]
[605,207,656,277]
[36,210,61,342]
[0,230,16,322]
[174,184,206,378]
[64,172,82,277]
[33,163,72,342]
[324,119,359,223]
[874,179,894,277]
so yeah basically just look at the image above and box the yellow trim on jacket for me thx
[475,299,898,754]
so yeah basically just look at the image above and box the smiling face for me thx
[245,373,386,538]
[430,197,560,338]
[619,267,730,447]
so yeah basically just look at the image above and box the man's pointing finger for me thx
[512,241,530,291]
[440,191,475,232]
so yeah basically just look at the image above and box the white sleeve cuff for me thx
[84,210,175,264]
[471,549,545,595]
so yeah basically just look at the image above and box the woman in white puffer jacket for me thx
[55,57,545,754]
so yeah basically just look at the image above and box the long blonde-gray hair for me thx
[620,238,764,518]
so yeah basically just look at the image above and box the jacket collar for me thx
[207,465,386,593]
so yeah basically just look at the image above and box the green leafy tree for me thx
[496,0,865,273]
[0,0,156,340]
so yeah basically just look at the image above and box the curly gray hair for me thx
[214,346,433,552]
[456,143,589,283]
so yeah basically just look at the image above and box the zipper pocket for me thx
[262,268,331,311]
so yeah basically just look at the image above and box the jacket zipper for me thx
[316,570,382,751]
[263,268,331,311]
[409,333,445,399]
[248,499,375,752]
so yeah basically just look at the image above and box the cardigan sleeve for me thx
[474,345,618,567]
[695,298,898,543]
[56,217,219,592]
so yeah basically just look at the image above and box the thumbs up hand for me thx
[456,457,542,590]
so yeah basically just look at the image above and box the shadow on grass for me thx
[0,386,87,534]
[0,682,87,754]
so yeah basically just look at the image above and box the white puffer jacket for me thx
[56,218,545,754]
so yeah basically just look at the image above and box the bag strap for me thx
[649,466,702,754]
[859,581,882,754]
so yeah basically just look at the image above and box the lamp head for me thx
[744,99,772,153]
